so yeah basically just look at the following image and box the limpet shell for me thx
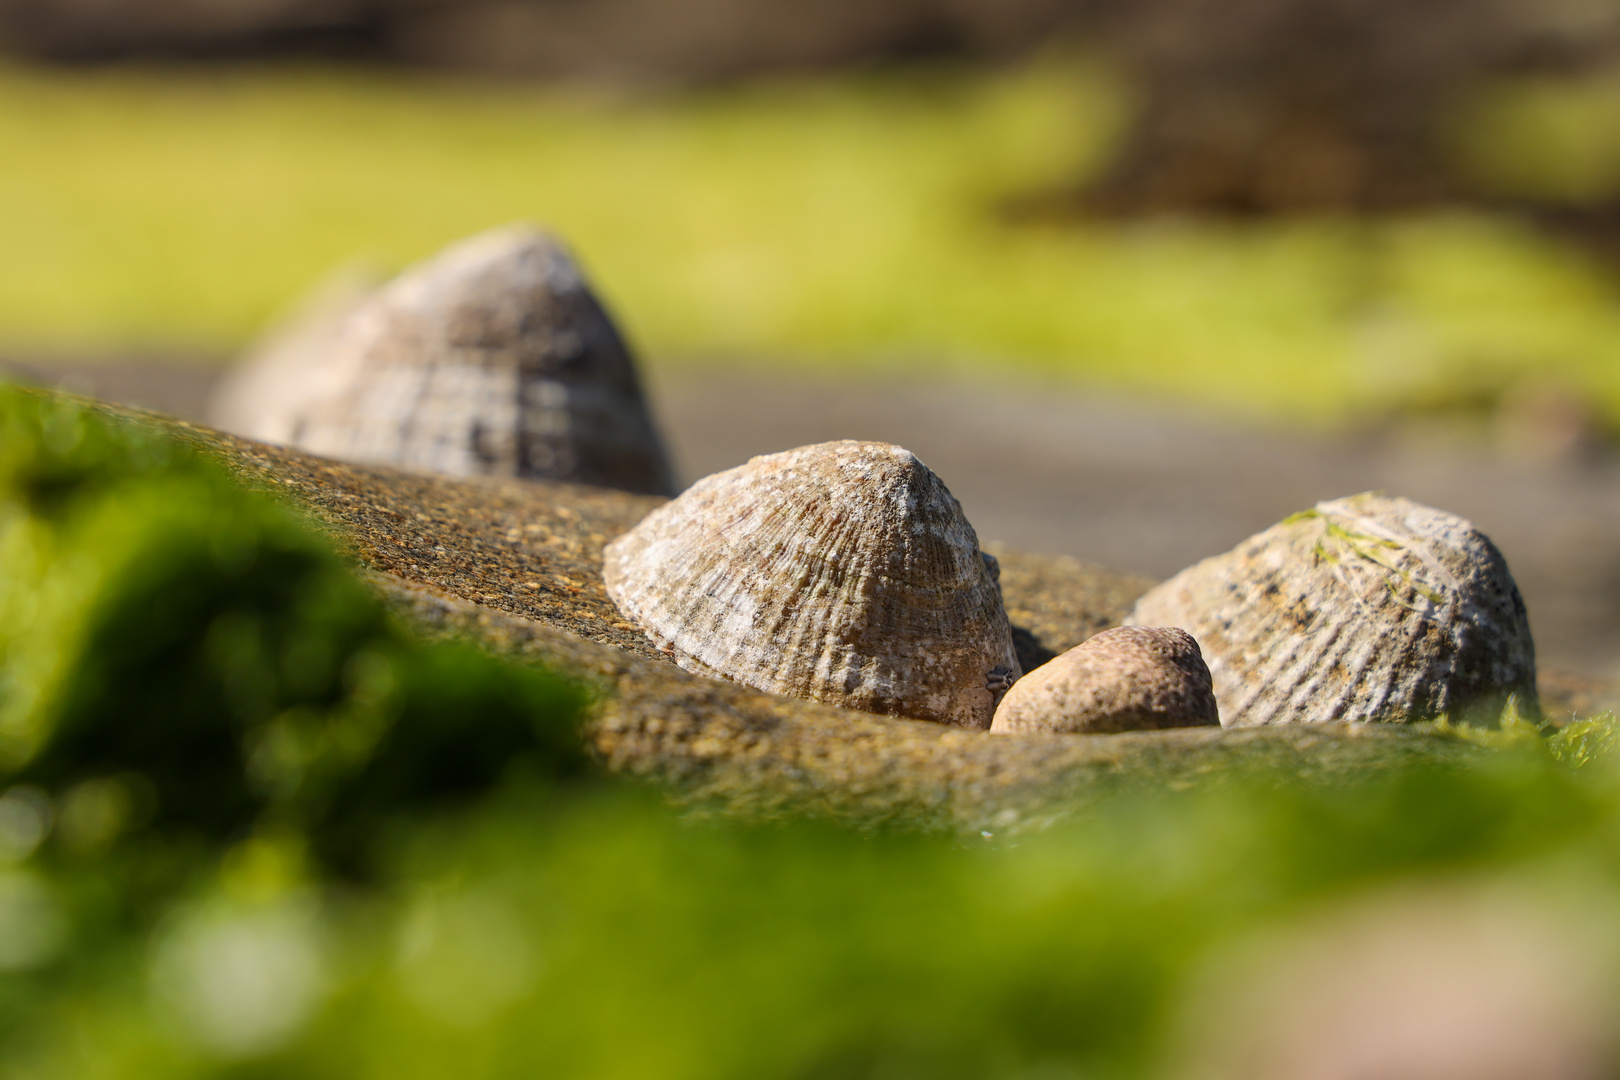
[602,440,1021,729]
[990,626,1218,735]
[209,224,673,495]
[1128,493,1537,726]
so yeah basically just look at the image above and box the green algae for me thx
[2,391,1620,1080]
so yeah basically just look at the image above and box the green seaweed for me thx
[1548,712,1620,770]
[3,393,1620,1080]
[1299,508,1451,610]
[0,389,590,885]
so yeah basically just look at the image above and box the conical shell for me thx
[1128,493,1537,727]
[990,626,1218,735]
[602,440,1021,729]
[208,225,674,496]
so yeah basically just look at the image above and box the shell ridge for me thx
[393,357,446,469]
[753,512,849,694]
[1274,613,1351,724]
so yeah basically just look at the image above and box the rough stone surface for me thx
[47,393,1507,833]
[604,441,1020,729]
[991,626,1218,734]
[1130,492,1539,727]
[208,225,674,496]
[377,573,1492,833]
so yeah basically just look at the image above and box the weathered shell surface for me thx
[208,224,673,495]
[207,263,381,450]
[990,626,1218,735]
[602,440,1021,729]
[1128,492,1537,727]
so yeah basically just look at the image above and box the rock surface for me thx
[57,393,1501,832]
[604,441,1020,729]
[1130,493,1539,727]
[208,225,674,496]
[991,626,1218,734]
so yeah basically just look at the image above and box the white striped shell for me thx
[602,440,1021,729]
[208,224,673,496]
[1128,492,1537,727]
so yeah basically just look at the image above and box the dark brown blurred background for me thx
[0,0,1077,72]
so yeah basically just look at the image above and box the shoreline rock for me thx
[991,626,1220,735]
[378,571,1490,833]
[47,392,1515,832]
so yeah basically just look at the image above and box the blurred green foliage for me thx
[1455,72,1620,205]
[3,389,1620,1078]
[0,389,588,878]
[6,60,1620,431]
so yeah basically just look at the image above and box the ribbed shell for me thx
[990,626,1218,735]
[1128,493,1537,726]
[602,441,1021,729]
[210,225,673,496]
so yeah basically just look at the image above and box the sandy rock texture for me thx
[59,394,1500,832]
[992,626,1218,734]
[1131,493,1539,727]
[381,576,1489,832]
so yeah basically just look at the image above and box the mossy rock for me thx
[65,393,1497,832]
